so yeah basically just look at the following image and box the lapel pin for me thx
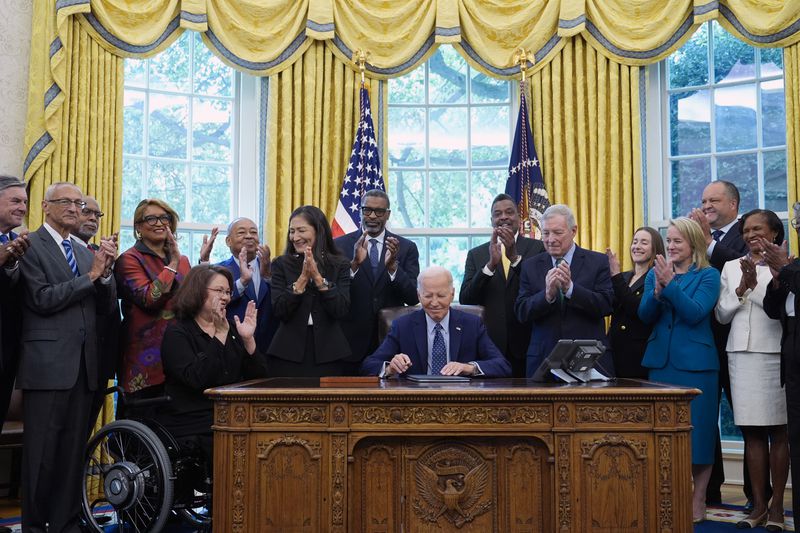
[455,326,462,331]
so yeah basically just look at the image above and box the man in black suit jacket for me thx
[0,176,30,457]
[690,180,751,505]
[460,193,544,377]
[515,204,615,378]
[18,182,118,532]
[335,189,420,375]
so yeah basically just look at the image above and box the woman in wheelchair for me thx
[82,265,268,532]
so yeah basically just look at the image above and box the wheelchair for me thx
[80,386,212,532]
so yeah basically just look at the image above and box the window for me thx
[121,32,238,264]
[659,21,786,222]
[387,47,513,295]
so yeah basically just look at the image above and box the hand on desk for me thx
[388,353,413,376]
[441,362,475,376]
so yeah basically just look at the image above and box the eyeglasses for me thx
[81,208,104,219]
[207,287,232,297]
[361,207,389,217]
[139,214,173,226]
[48,198,86,209]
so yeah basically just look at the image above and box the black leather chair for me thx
[377,304,485,343]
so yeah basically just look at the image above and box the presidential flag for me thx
[505,82,549,239]
[332,86,385,238]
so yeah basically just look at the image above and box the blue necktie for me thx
[0,234,8,244]
[62,239,80,277]
[430,323,447,375]
[712,229,724,242]
[369,238,380,275]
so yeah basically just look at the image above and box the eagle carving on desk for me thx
[413,458,492,528]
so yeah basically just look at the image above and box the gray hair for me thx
[44,182,81,201]
[226,217,257,235]
[417,265,453,290]
[0,175,25,193]
[361,189,390,209]
[542,204,576,229]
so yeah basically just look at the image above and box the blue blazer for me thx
[515,246,615,376]
[217,256,277,352]
[638,266,720,371]
[360,308,511,377]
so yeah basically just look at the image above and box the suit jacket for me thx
[85,244,120,386]
[360,308,511,377]
[459,236,544,361]
[763,260,800,384]
[608,271,651,379]
[267,254,352,364]
[217,256,278,353]
[0,233,21,375]
[638,267,720,371]
[515,246,615,376]
[334,230,420,362]
[17,226,117,390]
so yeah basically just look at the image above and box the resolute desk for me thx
[207,378,698,532]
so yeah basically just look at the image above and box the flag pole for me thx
[356,49,368,89]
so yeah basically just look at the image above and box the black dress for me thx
[608,270,651,379]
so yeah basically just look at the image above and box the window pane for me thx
[471,71,510,104]
[764,150,788,212]
[119,227,136,255]
[192,97,232,162]
[430,171,467,228]
[760,47,784,77]
[388,170,424,228]
[193,33,234,97]
[761,79,786,147]
[470,170,505,228]
[148,32,191,93]
[192,231,229,263]
[671,158,711,218]
[429,47,467,105]
[148,94,189,158]
[406,236,427,267]
[125,58,147,89]
[192,165,232,224]
[148,160,187,219]
[471,106,509,166]
[715,84,756,151]
[388,67,424,104]
[388,107,424,167]
[713,24,755,83]
[429,236,468,295]
[429,107,467,167]
[670,90,711,156]
[717,153,758,212]
[121,159,143,221]
[668,23,708,88]
[123,90,145,155]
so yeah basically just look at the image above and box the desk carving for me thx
[208,378,697,532]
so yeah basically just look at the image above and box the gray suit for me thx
[18,225,116,532]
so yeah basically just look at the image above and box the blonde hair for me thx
[669,217,710,270]
[133,198,179,238]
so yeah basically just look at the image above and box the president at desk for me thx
[361,266,510,378]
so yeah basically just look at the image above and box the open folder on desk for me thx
[405,374,471,383]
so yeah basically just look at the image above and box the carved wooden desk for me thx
[207,378,698,533]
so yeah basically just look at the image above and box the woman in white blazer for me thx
[715,209,787,530]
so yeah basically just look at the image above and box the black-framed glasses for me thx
[207,287,232,297]
[361,207,389,217]
[48,198,86,209]
[139,214,173,226]
[81,208,104,219]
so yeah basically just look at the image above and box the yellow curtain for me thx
[529,35,641,269]
[265,42,385,250]
[786,43,800,255]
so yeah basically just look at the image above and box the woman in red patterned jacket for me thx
[114,199,191,416]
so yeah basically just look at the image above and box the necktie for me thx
[0,234,8,244]
[712,229,724,242]
[500,243,511,279]
[430,323,447,375]
[369,238,380,275]
[555,257,565,309]
[62,239,80,277]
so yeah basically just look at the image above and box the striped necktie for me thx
[62,239,80,277]
[0,234,8,244]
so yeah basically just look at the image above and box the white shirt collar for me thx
[43,222,75,245]
[424,309,451,335]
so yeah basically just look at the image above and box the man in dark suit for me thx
[361,266,510,378]
[335,189,420,375]
[0,176,30,461]
[18,182,118,532]
[460,193,544,377]
[213,217,277,352]
[515,204,615,378]
[690,180,751,506]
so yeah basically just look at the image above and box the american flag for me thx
[505,81,550,239]
[332,86,385,237]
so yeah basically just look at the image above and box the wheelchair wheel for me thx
[82,419,174,532]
